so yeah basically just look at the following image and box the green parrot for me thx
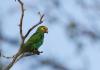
[15,26,48,58]
[23,25,48,54]
[5,26,48,69]
[20,25,48,55]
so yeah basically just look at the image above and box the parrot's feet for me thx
[37,51,43,55]
[32,50,43,55]
[35,50,43,55]
[40,51,43,53]
[32,48,43,55]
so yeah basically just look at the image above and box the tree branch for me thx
[4,0,25,70]
[18,0,24,39]
[24,14,44,39]
[4,0,44,70]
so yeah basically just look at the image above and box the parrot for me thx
[20,25,48,55]
[4,26,48,70]
[23,25,48,54]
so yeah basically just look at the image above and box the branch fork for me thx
[4,0,44,70]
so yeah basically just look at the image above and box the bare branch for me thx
[14,51,43,63]
[1,54,14,59]
[24,14,44,39]
[4,51,22,70]
[4,0,25,70]
[4,0,44,70]
[18,0,24,39]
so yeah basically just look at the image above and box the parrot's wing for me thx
[25,33,41,47]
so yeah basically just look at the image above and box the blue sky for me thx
[1,0,100,70]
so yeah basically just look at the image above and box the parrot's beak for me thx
[45,29,48,33]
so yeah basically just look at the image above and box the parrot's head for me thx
[37,26,48,33]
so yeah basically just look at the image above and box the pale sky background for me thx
[1,0,100,70]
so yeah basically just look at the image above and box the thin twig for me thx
[24,14,44,39]
[14,53,34,63]
[1,54,14,59]
[18,0,24,39]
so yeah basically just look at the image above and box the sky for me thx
[1,0,100,70]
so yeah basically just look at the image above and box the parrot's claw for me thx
[40,51,43,53]
[32,48,43,55]
[36,51,43,55]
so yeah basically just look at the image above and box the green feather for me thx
[25,32,44,49]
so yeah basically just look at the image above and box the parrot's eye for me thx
[39,26,48,33]
[41,27,45,30]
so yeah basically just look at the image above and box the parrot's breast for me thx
[24,32,44,52]
[34,39,43,48]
